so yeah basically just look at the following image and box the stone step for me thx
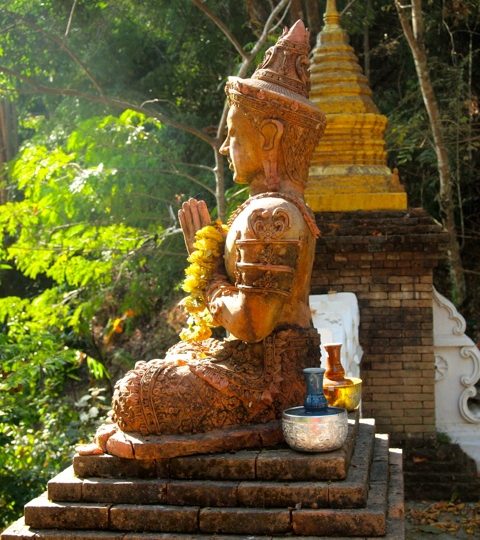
[290,433,390,537]
[48,420,375,509]
[73,412,359,483]
[21,434,390,537]
[2,441,404,539]
[3,511,404,540]
[328,419,374,509]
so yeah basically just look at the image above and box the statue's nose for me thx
[219,137,229,156]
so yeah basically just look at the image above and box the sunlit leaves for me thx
[0,0,256,527]
[0,108,188,528]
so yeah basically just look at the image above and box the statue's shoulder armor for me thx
[228,192,319,239]
[226,193,318,296]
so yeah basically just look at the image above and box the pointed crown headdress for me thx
[225,20,325,134]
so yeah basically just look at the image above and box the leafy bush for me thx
[0,109,195,529]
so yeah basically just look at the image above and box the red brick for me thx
[199,508,291,535]
[169,450,257,480]
[83,478,167,504]
[24,494,109,530]
[166,480,238,507]
[237,480,328,509]
[110,504,199,533]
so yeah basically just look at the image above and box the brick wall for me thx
[312,209,448,443]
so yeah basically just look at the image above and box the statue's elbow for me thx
[231,326,272,343]
[227,315,276,343]
[210,294,280,343]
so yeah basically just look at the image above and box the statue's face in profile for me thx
[220,106,263,185]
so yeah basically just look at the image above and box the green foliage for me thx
[0,301,110,526]
[0,0,257,529]
[0,109,194,529]
[0,111,186,336]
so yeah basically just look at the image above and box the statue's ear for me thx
[259,119,284,191]
[260,119,284,152]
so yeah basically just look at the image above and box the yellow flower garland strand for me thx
[180,221,229,342]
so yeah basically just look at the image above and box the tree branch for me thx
[192,0,248,61]
[156,168,216,196]
[170,161,215,174]
[65,0,78,37]
[394,0,416,48]
[267,1,292,36]
[412,0,424,41]
[6,10,104,96]
[0,65,216,147]
[342,0,360,15]
[215,0,291,142]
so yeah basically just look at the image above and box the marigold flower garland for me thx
[180,221,229,342]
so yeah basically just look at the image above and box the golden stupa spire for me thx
[324,0,340,27]
[305,0,407,212]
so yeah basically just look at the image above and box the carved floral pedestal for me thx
[2,414,405,539]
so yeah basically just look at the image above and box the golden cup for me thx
[323,377,362,411]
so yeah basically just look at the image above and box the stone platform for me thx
[102,420,284,460]
[1,417,405,539]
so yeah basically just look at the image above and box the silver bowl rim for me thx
[282,405,347,422]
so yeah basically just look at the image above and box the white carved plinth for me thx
[433,288,480,469]
[310,292,363,378]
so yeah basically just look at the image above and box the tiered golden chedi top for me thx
[305,0,407,211]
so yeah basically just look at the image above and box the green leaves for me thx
[0,1,254,528]
[0,108,189,529]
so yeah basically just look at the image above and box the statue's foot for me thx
[75,442,104,456]
[75,423,118,456]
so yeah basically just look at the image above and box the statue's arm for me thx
[205,202,304,343]
[206,282,287,342]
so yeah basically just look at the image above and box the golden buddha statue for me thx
[109,21,326,439]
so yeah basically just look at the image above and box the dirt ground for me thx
[405,500,480,539]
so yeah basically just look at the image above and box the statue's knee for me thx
[111,365,146,425]
[114,367,143,396]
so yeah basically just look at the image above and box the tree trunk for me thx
[363,0,371,81]
[305,0,321,46]
[289,0,304,25]
[245,0,271,36]
[395,0,466,305]
[214,147,226,222]
[0,99,18,204]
